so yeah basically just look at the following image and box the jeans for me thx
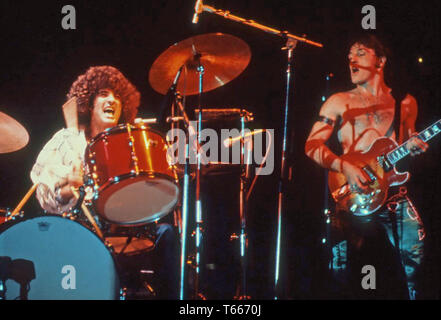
[330,189,424,299]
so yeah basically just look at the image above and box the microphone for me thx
[223,129,265,148]
[192,0,203,24]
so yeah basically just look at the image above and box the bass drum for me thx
[0,215,120,300]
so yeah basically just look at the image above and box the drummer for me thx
[30,66,179,299]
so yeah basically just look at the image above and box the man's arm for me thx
[305,93,371,190]
[30,129,85,213]
[305,94,345,172]
[401,94,428,156]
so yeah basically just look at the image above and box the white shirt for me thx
[30,128,88,214]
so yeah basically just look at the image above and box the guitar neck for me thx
[386,119,441,165]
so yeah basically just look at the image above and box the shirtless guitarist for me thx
[305,34,428,299]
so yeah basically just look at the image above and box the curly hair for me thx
[67,66,140,126]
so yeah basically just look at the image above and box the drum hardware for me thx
[149,32,252,300]
[0,257,12,300]
[119,287,128,300]
[194,108,254,123]
[7,183,38,222]
[1,208,24,225]
[233,115,253,300]
[191,0,323,299]
[0,111,29,154]
[166,116,185,123]
[71,186,104,239]
[133,118,157,125]
[0,257,36,300]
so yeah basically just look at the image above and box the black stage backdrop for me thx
[0,0,439,300]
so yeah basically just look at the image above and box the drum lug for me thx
[119,287,127,300]
[105,240,115,252]
[230,233,239,241]
[191,227,204,237]
[186,254,196,269]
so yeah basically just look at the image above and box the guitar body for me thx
[328,137,409,216]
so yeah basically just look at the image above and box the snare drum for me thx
[85,124,179,226]
[0,215,120,300]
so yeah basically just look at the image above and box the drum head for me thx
[97,176,179,225]
[0,215,119,300]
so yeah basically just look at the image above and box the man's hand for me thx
[57,159,84,203]
[67,158,84,188]
[406,133,428,156]
[341,160,371,192]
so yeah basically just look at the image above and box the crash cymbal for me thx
[0,111,29,153]
[149,33,251,96]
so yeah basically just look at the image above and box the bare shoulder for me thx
[401,93,418,117]
[319,91,351,119]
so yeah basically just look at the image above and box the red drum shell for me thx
[85,124,179,226]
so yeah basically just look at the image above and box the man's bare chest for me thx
[337,94,396,151]
[340,96,395,133]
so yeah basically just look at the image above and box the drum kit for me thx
[1,0,322,299]
[0,33,257,300]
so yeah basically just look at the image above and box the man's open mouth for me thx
[104,107,115,116]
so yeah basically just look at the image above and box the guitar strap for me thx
[386,90,405,140]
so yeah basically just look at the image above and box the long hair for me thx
[67,66,140,127]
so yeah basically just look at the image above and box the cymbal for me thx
[149,33,251,96]
[0,111,29,153]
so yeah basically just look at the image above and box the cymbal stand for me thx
[193,1,323,299]
[171,85,205,300]
[194,57,205,300]
[235,114,253,300]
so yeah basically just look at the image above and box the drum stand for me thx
[194,60,205,300]
[234,115,253,300]
[167,63,206,299]
[0,257,11,300]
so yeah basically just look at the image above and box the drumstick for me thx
[71,187,104,239]
[9,183,38,219]
[62,97,78,131]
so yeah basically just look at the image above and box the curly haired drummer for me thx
[30,66,179,299]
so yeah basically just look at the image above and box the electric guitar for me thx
[328,119,441,216]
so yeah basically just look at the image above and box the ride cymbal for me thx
[149,33,251,96]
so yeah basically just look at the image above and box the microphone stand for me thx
[192,1,323,299]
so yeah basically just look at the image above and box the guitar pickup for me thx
[332,184,351,201]
[377,155,393,172]
[362,166,377,182]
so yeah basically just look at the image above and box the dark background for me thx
[0,0,439,299]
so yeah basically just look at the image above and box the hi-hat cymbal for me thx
[149,33,251,96]
[0,111,29,153]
